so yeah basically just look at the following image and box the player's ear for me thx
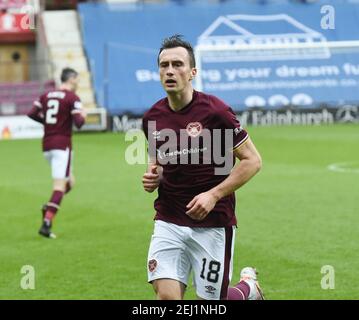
[189,68,197,81]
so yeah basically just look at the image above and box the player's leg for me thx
[39,148,71,238]
[152,279,186,300]
[147,220,191,300]
[227,281,250,300]
[228,267,265,300]
[66,174,75,194]
[188,226,236,300]
[40,179,66,238]
[65,151,75,194]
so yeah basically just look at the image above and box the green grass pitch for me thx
[0,124,358,299]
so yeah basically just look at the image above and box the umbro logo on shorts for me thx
[148,259,158,272]
[205,285,217,295]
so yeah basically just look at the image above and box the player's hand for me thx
[185,191,219,221]
[142,165,160,193]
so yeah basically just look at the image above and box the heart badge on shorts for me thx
[148,259,157,272]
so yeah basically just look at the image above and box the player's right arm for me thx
[142,158,162,193]
[141,114,161,193]
[27,99,44,124]
[71,99,87,129]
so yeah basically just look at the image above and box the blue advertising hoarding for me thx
[79,1,359,114]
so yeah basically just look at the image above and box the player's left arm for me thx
[186,137,262,220]
[212,137,262,199]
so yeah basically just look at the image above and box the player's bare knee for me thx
[53,179,67,193]
[153,280,184,300]
[156,288,182,300]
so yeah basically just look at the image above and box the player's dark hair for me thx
[61,68,78,83]
[158,34,196,68]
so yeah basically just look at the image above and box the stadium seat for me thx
[0,80,56,116]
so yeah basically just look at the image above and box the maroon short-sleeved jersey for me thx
[142,91,249,228]
[33,89,83,151]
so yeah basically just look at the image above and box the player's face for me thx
[158,47,196,94]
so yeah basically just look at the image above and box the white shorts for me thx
[43,148,73,180]
[147,220,236,300]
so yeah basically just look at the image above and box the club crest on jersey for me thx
[186,122,203,138]
[148,259,157,272]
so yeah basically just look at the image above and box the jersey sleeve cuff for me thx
[33,101,42,109]
[232,133,249,151]
[71,110,82,114]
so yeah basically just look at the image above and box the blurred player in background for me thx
[142,35,264,300]
[27,68,86,239]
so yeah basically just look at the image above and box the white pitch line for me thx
[327,162,359,174]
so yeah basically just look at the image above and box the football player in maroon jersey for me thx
[28,68,86,239]
[142,35,264,300]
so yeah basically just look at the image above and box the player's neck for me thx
[59,84,73,91]
[167,89,194,112]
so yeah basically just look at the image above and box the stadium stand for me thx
[0,0,98,114]
[1,0,358,127]
[78,0,359,119]
[0,0,48,116]
[0,80,55,116]
[44,0,78,10]
[41,9,96,109]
